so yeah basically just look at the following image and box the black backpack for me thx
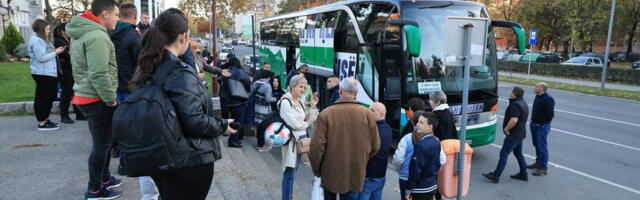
[112,64,195,177]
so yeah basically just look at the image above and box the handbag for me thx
[296,137,311,154]
[227,79,249,101]
[311,176,324,200]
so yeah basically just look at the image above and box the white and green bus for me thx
[258,0,526,147]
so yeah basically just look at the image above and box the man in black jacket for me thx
[138,12,150,33]
[483,86,529,183]
[528,82,555,176]
[359,102,393,200]
[111,3,141,102]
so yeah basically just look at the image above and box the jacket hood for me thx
[432,103,450,111]
[111,21,135,37]
[67,12,107,40]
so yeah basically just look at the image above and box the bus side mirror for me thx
[491,20,526,54]
[404,25,421,57]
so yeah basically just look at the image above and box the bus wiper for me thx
[420,1,454,9]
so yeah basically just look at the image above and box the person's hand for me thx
[305,113,311,123]
[225,119,238,135]
[406,194,412,200]
[108,102,118,107]
[221,69,232,77]
[55,46,66,54]
[504,128,510,135]
[199,73,206,78]
[311,93,319,108]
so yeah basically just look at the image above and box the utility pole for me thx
[210,0,219,96]
[600,0,616,91]
[251,14,257,76]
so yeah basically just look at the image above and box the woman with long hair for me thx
[130,8,236,199]
[53,23,85,123]
[28,19,66,130]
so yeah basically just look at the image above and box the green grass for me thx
[0,62,35,103]
[499,75,640,101]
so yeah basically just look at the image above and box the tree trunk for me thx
[44,0,54,23]
[562,40,570,58]
[545,39,552,51]
[626,19,638,61]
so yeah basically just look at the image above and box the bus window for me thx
[317,11,339,29]
[357,46,379,99]
[334,11,359,53]
[348,3,396,43]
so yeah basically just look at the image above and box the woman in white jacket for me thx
[279,74,318,200]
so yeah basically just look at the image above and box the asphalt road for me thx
[1,44,639,199]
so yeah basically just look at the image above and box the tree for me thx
[617,0,640,59]
[0,24,25,55]
[178,0,250,34]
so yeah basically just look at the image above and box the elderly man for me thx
[359,102,393,200]
[310,77,381,200]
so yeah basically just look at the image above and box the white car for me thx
[219,47,234,61]
[561,57,604,67]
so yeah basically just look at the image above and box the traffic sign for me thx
[529,29,537,45]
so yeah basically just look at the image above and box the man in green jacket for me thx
[67,0,122,199]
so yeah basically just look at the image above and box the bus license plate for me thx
[450,103,484,115]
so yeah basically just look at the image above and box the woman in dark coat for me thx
[54,23,85,123]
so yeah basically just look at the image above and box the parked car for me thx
[242,55,260,67]
[615,53,640,62]
[219,47,234,62]
[223,43,233,49]
[246,40,255,47]
[561,57,604,67]
[518,52,561,64]
[506,53,523,62]
[579,53,607,62]
[632,60,640,69]
[497,50,509,60]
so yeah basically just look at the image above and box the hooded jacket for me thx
[67,11,118,105]
[110,21,141,94]
[432,104,459,140]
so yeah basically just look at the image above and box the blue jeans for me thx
[399,179,408,200]
[530,123,550,169]
[324,191,359,200]
[493,135,527,177]
[359,177,386,200]
[281,153,302,200]
[77,101,116,191]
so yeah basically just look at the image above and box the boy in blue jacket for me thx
[406,111,444,200]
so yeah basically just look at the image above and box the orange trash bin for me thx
[438,139,473,198]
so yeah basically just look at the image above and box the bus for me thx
[258,0,526,147]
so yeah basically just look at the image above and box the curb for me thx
[0,97,222,115]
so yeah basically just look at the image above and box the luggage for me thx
[438,139,473,198]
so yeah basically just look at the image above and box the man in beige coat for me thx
[310,77,381,200]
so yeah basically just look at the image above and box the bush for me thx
[498,60,640,85]
[13,43,28,58]
[0,43,6,61]
[0,24,26,55]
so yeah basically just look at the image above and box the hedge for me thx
[497,60,640,85]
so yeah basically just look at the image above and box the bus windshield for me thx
[402,2,497,95]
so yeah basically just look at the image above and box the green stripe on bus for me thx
[457,123,497,147]
[300,46,334,69]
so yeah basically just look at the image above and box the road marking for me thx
[489,143,640,196]
[497,115,640,152]
[498,98,640,128]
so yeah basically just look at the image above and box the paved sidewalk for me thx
[498,71,640,92]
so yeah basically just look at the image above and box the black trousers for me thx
[151,163,214,200]
[32,74,58,122]
[77,101,116,190]
[58,70,82,117]
[411,191,436,200]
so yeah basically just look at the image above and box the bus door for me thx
[286,46,296,75]
[378,17,403,129]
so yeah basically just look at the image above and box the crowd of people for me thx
[25,0,555,199]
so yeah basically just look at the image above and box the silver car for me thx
[561,57,603,67]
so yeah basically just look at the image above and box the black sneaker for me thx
[510,173,528,181]
[61,115,74,124]
[482,172,499,183]
[37,121,59,131]
[85,186,121,200]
